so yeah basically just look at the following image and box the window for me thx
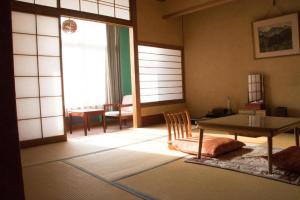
[61,18,107,110]
[138,44,184,104]
[15,0,130,20]
[12,11,64,141]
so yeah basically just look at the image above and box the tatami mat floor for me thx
[21,124,300,200]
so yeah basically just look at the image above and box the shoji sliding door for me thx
[12,11,65,144]
[138,44,184,104]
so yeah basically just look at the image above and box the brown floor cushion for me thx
[170,136,245,157]
[271,146,300,173]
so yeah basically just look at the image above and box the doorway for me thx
[61,17,132,138]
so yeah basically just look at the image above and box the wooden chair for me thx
[104,95,133,130]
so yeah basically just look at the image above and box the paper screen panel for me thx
[12,12,36,34]
[16,0,34,3]
[139,60,181,68]
[140,67,181,75]
[140,81,182,89]
[39,77,62,97]
[139,53,181,62]
[15,77,39,98]
[16,98,40,120]
[81,0,98,14]
[141,93,183,103]
[13,34,37,55]
[37,15,59,36]
[138,46,181,56]
[60,0,80,10]
[138,45,183,103]
[14,55,38,76]
[40,97,63,117]
[140,87,183,96]
[42,116,64,137]
[140,74,182,81]
[37,36,60,56]
[38,56,61,76]
[18,119,42,141]
[98,4,115,17]
[115,8,130,20]
[35,0,57,7]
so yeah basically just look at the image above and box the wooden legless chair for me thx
[163,110,196,150]
[164,110,246,157]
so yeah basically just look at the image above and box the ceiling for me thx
[159,0,236,19]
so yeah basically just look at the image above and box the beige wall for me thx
[136,0,183,46]
[136,0,186,116]
[163,0,235,17]
[164,0,211,14]
[141,103,186,116]
[184,0,300,117]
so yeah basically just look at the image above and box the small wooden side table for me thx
[69,109,106,136]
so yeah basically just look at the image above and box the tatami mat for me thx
[22,161,140,200]
[118,158,300,200]
[22,124,298,200]
[66,139,186,181]
[21,127,168,167]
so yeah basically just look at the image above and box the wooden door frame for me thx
[0,0,25,199]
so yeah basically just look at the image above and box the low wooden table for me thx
[69,109,106,136]
[197,115,300,173]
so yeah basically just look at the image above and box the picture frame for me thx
[253,13,300,58]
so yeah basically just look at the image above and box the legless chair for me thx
[104,95,133,130]
[163,110,198,154]
[163,110,245,157]
[164,110,193,143]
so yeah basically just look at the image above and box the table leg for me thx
[267,136,273,174]
[83,114,88,136]
[295,128,299,147]
[102,114,106,133]
[234,133,238,140]
[87,115,90,131]
[197,129,204,159]
[69,114,73,134]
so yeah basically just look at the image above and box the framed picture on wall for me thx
[253,13,300,58]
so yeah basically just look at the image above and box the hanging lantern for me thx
[62,18,77,34]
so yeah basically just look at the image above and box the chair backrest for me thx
[121,95,133,112]
[163,110,192,142]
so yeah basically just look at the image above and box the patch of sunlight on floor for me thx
[68,126,168,148]
[119,140,186,157]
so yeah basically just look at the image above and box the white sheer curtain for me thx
[61,18,107,111]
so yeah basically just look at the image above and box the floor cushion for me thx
[271,146,300,173]
[170,136,245,157]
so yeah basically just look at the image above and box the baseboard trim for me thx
[141,114,165,126]
[20,135,67,148]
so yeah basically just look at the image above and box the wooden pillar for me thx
[0,1,25,199]
[129,0,142,128]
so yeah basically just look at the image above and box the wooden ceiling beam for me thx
[163,0,236,19]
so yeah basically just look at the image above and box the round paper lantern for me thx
[62,19,77,34]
